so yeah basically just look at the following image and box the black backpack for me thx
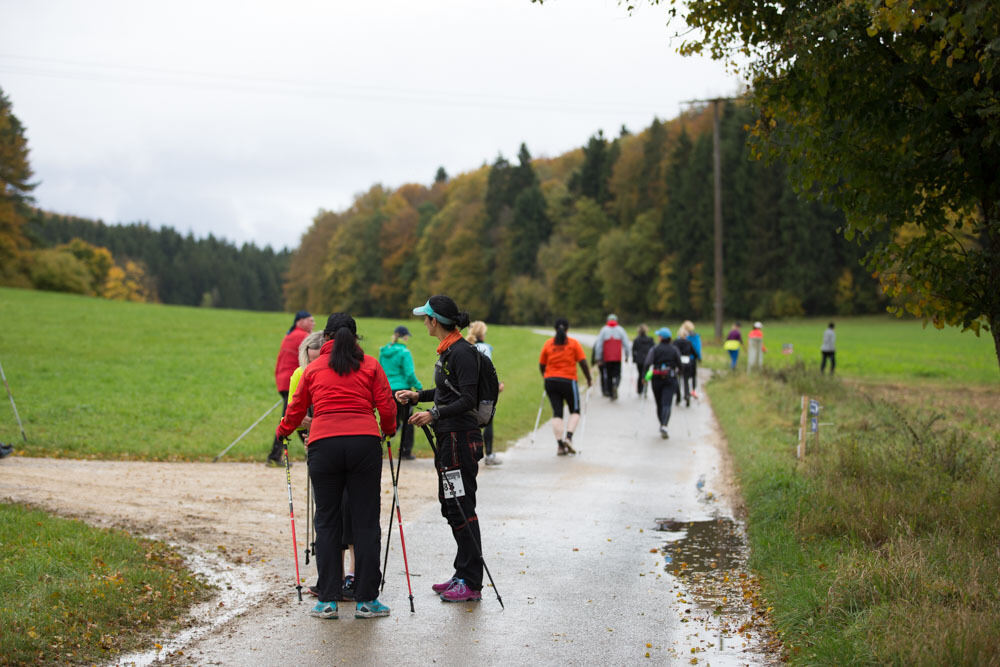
[472,347,501,427]
[439,341,501,427]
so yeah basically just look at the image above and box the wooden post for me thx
[712,99,724,343]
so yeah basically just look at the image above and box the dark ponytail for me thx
[427,294,470,331]
[324,313,363,376]
[554,317,569,345]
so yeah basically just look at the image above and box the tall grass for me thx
[710,365,1000,663]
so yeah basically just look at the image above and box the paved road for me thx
[156,361,769,666]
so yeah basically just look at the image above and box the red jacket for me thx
[275,327,308,392]
[276,340,396,442]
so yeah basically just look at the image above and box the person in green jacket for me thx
[378,326,422,460]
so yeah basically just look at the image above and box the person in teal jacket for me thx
[379,326,422,460]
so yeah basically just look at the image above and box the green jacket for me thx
[378,342,422,392]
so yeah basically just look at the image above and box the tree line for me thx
[24,212,291,310]
[284,102,886,325]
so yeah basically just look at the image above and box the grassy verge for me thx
[0,502,213,665]
[709,366,1000,663]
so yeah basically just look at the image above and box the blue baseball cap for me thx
[655,327,672,339]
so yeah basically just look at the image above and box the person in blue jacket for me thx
[379,326,422,460]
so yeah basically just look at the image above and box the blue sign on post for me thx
[809,399,820,416]
[810,416,818,433]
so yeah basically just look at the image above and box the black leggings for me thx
[544,377,580,419]
[435,429,485,590]
[308,435,382,603]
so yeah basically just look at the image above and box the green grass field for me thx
[1,288,995,460]
[0,502,212,664]
[0,287,554,460]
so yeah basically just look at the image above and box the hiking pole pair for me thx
[213,398,283,462]
[529,388,546,444]
[280,436,304,601]
[380,423,416,612]
[421,425,504,609]
[0,358,27,444]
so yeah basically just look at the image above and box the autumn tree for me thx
[0,86,36,285]
[658,0,1000,367]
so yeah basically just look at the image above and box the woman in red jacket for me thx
[268,310,314,464]
[277,313,396,620]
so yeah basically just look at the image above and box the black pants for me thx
[651,376,678,427]
[677,364,694,404]
[821,351,836,374]
[435,429,485,590]
[308,435,382,603]
[482,421,494,457]
[600,362,622,397]
[393,397,414,456]
[635,362,647,395]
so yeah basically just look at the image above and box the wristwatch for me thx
[428,406,440,422]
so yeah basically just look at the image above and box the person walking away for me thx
[269,310,314,464]
[644,328,681,439]
[396,295,487,603]
[276,313,396,620]
[631,324,655,396]
[538,318,593,456]
[674,327,697,407]
[723,322,743,371]
[378,325,422,461]
[593,314,631,400]
[678,321,702,400]
[467,321,505,466]
[292,332,357,602]
[747,321,766,372]
[821,322,836,374]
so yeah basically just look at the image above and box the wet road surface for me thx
[147,362,772,666]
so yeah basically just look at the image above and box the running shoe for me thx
[660,426,669,439]
[341,574,355,600]
[309,601,338,619]
[355,599,391,618]
[439,579,482,603]
[307,585,319,597]
[557,441,568,456]
[432,576,459,593]
[484,454,502,466]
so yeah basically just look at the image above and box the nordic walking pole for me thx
[279,437,303,601]
[298,430,313,566]
[380,404,409,593]
[421,425,504,610]
[529,388,545,444]
[0,359,27,443]
[382,433,415,612]
[213,399,282,462]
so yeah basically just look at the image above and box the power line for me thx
[0,53,682,118]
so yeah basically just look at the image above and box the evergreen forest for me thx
[23,212,291,311]
[284,102,887,325]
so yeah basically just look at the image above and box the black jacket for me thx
[632,334,655,370]
[644,341,682,377]
[418,337,480,432]
[675,337,696,363]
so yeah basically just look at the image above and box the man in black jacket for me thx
[643,328,682,439]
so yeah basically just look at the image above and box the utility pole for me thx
[682,96,739,342]
[712,99,724,342]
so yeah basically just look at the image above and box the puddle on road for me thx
[652,516,780,664]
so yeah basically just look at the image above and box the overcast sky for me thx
[1,0,742,250]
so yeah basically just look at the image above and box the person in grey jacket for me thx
[593,314,632,400]
[821,322,836,374]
